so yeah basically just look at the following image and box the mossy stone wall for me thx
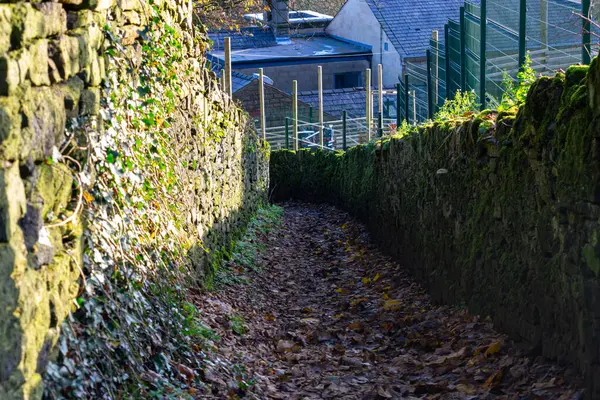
[271,60,600,397]
[0,0,268,398]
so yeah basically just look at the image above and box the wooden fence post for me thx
[342,110,347,150]
[366,68,372,141]
[404,74,409,124]
[318,65,324,148]
[396,83,401,128]
[224,37,232,98]
[426,49,433,119]
[412,90,417,125]
[285,117,290,149]
[378,64,383,136]
[259,68,266,140]
[293,80,298,151]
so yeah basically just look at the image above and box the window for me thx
[384,42,389,51]
[334,71,362,89]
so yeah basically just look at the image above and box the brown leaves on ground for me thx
[188,202,584,399]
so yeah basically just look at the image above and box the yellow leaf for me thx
[351,297,369,306]
[301,307,313,314]
[264,313,275,321]
[362,277,371,285]
[83,191,94,204]
[373,272,381,282]
[484,341,503,357]
[383,299,402,311]
[347,322,362,331]
[483,367,504,389]
[335,288,343,293]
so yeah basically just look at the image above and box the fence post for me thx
[259,68,266,141]
[224,37,232,98]
[479,0,487,110]
[396,83,401,128]
[460,6,466,92]
[285,117,290,149]
[444,24,451,100]
[293,80,298,151]
[426,49,433,119]
[378,64,384,135]
[342,110,347,150]
[432,30,439,109]
[583,0,591,64]
[519,0,527,69]
[309,105,313,124]
[404,74,409,124]
[318,65,324,147]
[366,68,372,141]
[411,90,417,125]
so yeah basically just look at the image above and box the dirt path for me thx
[193,202,584,399]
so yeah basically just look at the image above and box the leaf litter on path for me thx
[189,202,584,399]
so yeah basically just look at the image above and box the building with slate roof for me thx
[298,88,397,119]
[207,1,373,93]
[326,0,468,87]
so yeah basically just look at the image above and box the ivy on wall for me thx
[43,0,268,397]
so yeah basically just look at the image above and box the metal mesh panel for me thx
[447,20,462,99]
[406,62,429,124]
[464,2,482,102]
[429,38,447,111]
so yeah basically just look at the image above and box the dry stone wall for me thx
[270,60,600,397]
[0,0,268,398]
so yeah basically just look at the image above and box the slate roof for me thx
[211,68,257,93]
[209,27,277,51]
[209,34,371,65]
[366,0,468,58]
[298,88,397,119]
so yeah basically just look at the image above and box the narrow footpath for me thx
[192,202,584,399]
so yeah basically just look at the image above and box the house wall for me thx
[237,59,370,93]
[234,80,336,129]
[326,0,403,87]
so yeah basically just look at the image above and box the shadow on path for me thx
[194,202,584,399]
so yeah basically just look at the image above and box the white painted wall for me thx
[326,0,403,88]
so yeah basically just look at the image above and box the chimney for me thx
[264,0,291,44]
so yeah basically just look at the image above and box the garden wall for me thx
[271,60,600,396]
[0,0,268,398]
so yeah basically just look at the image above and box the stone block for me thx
[27,39,50,86]
[0,5,12,54]
[79,86,100,116]
[33,3,67,38]
[20,86,66,161]
[121,24,140,46]
[67,10,93,30]
[0,97,21,162]
[119,0,140,11]
[58,75,84,119]
[48,35,80,80]
[0,54,21,96]
[123,10,141,25]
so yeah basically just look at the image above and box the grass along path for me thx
[190,202,584,399]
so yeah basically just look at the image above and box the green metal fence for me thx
[398,0,599,124]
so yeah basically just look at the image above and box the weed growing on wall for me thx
[488,54,537,112]
[434,90,479,121]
